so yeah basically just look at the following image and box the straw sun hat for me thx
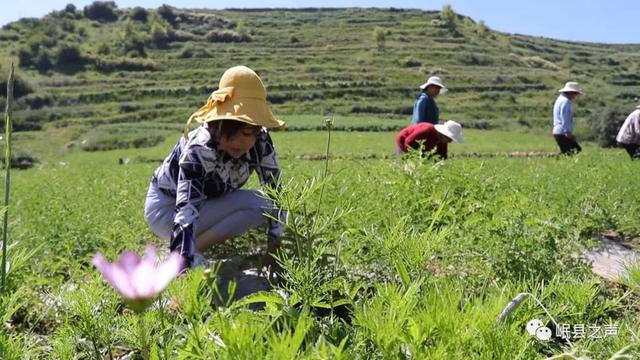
[184,66,285,137]
[419,76,447,91]
[558,81,584,95]
[435,120,464,143]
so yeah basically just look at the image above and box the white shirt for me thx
[552,94,573,135]
[616,109,640,145]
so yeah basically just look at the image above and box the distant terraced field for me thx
[0,5,639,153]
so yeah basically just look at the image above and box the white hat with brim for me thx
[558,81,584,95]
[435,120,464,144]
[420,76,447,91]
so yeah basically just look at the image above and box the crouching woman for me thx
[144,66,286,271]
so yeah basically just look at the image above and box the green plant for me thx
[1,64,14,294]
[83,1,119,22]
[587,106,630,147]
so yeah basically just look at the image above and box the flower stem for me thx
[139,312,149,360]
[1,63,15,294]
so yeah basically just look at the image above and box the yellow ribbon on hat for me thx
[183,86,235,139]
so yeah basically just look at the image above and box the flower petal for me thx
[143,245,156,265]
[92,252,109,275]
[107,264,138,299]
[93,253,137,299]
[152,252,183,293]
[131,258,157,299]
[117,251,141,275]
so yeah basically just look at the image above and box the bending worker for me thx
[616,104,640,159]
[144,66,286,271]
[396,120,463,159]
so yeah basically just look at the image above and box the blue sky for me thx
[2,0,638,44]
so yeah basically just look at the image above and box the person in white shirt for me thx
[616,105,640,159]
[552,82,584,155]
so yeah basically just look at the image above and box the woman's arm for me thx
[170,145,208,268]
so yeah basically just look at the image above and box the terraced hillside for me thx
[1,4,640,148]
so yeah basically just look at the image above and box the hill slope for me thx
[1,4,639,139]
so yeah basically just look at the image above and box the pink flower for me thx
[93,245,183,313]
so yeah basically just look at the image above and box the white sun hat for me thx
[419,76,447,91]
[558,81,584,95]
[435,120,464,143]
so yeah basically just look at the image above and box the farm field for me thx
[1,124,639,359]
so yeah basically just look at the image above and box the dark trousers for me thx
[553,135,582,155]
[620,143,640,160]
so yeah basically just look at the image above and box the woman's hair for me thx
[210,120,261,139]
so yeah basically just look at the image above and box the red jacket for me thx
[395,123,448,159]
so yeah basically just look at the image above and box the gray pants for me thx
[144,180,277,243]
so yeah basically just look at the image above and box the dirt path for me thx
[586,234,640,281]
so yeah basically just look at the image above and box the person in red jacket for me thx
[395,120,464,159]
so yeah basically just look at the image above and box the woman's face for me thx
[426,85,441,98]
[218,126,261,158]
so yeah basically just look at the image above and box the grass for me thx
[0,124,638,358]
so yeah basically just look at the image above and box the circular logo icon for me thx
[535,326,553,341]
[526,319,545,336]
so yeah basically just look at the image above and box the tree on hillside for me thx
[588,106,630,147]
[130,7,149,22]
[148,12,175,47]
[476,20,489,38]
[83,1,119,22]
[440,5,458,35]
[54,43,83,67]
[373,27,386,53]
[118,21,146,57]
[0,72,33,99]
[157,4,177,26]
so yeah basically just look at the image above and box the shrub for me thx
[0,153,38,169]
[0,73,33,99]
[373,27,386,53]
[118,22,146,57]
[118,102,141,113]
[64,4,77,14]
[54,43,83,67]
[176,44,211,58]
[130,7,148,22]
[157,4,177,26]
[91,57,160,72]
[97,42,111,55]
[458,52,492,66]
[587,106,630,147]
[81,134,165,151]
[401,57,421,67]
[35,52,54,72]
[204,29,251,43]
[148,12,176,46]
[17,46,35,68]
[83,1,118,22]
[17,93,53,110]
[440,5,458,35]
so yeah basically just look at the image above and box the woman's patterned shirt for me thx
[152,125,284,263]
